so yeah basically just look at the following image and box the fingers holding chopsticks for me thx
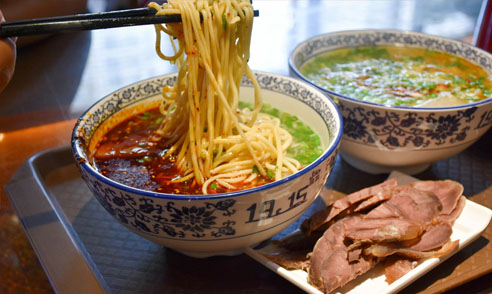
[0,9,16,93]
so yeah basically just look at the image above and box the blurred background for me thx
[0,0,486,132]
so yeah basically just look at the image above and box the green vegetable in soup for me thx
[300,45,492,107]
[239,102,324,166]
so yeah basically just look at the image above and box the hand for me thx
[0,10,16,92]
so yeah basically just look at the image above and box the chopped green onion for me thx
[222,14,227,30]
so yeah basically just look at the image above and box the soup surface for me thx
[301,45,492,107]
[92,104,323,194]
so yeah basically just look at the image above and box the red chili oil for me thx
[92,108,272,194]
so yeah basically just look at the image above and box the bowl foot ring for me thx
[340,152,430,175]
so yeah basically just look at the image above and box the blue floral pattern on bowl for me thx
[338,103,480,148]
[289,30,492,172]
[72,71,343,256]
[81,168,237,238]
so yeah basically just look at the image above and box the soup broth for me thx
[301,45,492,107]
[92,105,323,195]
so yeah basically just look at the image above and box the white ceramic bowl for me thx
[289,29,492,175]
[72,71,342,257]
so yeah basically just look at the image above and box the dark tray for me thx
[5,130,492,293]
[4,146,324,294]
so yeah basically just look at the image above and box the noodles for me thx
[149,0,300,194]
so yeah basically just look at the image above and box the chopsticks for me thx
[0,7,259,38]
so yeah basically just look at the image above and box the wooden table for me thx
[1,1,491,293]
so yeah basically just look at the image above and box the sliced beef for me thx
[373,180,463,286]
[384,256,417,284]
[279,179,465,293]
[347,247,363,263]
[410,180,464,215]
[439,195,466,225]
[307,217,379,293]
[353,189,393,213]
[301,179,398,235]
[364,239,459,259]
[94,138,151,160]
[307,220,348,291]
[361,222,453,258]
[408,223,453,252]
[261,250,310,271]
[364,186,442,224]
[343,217,424,242]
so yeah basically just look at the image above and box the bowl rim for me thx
[288,28,492,111]
[71,71,343,201]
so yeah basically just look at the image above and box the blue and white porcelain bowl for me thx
[71,71,342,257]
[289,29,492,175]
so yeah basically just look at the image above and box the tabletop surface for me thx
[1,0,492,293]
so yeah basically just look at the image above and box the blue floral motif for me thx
[77,73,337,147]
[290,30,490,150]
[81,171,237,239]
[167,204,217,237]
[73,71,341,242]
[338,101,478,148]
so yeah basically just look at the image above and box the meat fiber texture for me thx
[265,179,465,294]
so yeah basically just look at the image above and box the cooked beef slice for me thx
[353,189,394,213]
[343,217,424,242]
[261,250,311,271]
[364,239,459,259]
[308,217,379,293]
[439,195,466,225]
[408,223,453,252]
[384,256,417,284]
[301,179,398,235]
[364,186,442,224]
[292,180,465,293]
[410,180,464,215]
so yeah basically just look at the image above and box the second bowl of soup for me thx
[290,29,492,174]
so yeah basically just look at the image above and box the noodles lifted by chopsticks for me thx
[149,0,300,194]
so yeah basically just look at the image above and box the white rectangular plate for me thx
[245,198,492,294]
